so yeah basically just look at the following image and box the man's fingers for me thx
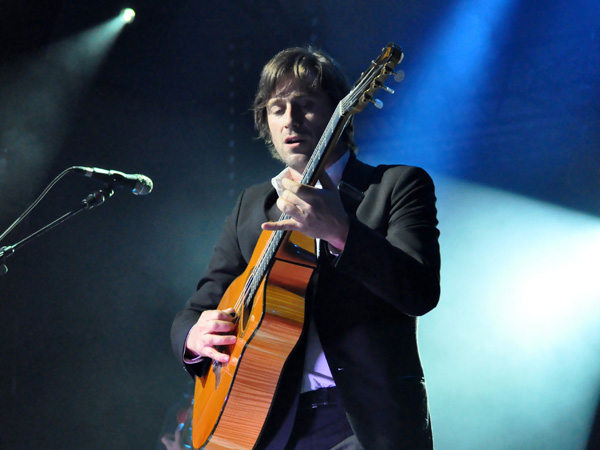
[199,310,236,330]
[210,334,237,346]
[281,176,300,191]
[201,308,236,321]
[282,177,318,203]
[196,331,237,361]
[280,186,308,212]
[223,307,236,317]
[261,219,299,232]
[212,319,237,333]
[195,327,237,362]
[187,308,239,360]
[206,347,230,364]
[276,197,308,219]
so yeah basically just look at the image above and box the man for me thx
[171,46,440,449]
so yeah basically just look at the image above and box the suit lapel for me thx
[264,187,281,222]
[338,153,376,216]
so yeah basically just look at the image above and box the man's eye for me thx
[298,100,313,110]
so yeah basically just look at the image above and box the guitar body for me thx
[192,230,317,449]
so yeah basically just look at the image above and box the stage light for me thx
[362,0,519,173]
[418,177,600,450]
[0,5,135,211]
[120,8,136,24]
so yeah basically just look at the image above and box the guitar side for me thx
[192,230,317,450]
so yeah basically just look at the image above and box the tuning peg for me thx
[380,84,395,95]
[394,70,405,83]
[371,98,384,109]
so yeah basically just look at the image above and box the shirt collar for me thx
[271,151,350,196]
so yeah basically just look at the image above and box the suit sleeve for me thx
[333,166,440,316]
[170,190,249,375]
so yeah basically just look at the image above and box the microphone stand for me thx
[0,187,114,276]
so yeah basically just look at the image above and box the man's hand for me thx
[261,170,349,251]
[185,308,237,364]
[160,427,182,450]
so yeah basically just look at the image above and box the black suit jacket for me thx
[171,153,441,449]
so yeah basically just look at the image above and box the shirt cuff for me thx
[182,324,205,364]
[327,242,342,257]
[183,353,206,365]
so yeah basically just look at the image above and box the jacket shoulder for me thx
[238,180,275,205]
[346,156,434,191]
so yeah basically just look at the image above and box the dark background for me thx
[0,0,598,449]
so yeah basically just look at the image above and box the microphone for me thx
[73,166,153,195]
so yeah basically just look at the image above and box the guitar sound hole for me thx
[240,298,252,333]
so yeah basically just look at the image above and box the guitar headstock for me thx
[343,43,404,115]
[300,42,405,187]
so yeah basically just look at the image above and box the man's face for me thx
[266,75,335,174]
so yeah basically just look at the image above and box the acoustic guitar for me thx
[191,42,404,450]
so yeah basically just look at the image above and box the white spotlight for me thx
[120,8,136,24]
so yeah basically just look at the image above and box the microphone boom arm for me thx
[0,187,114,277]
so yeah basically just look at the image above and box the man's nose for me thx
[284,104,302,127]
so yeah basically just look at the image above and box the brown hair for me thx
[252,47,357,154]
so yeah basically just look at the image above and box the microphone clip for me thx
[82,188,114,210]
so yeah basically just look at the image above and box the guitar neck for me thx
[301,103,349,187]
